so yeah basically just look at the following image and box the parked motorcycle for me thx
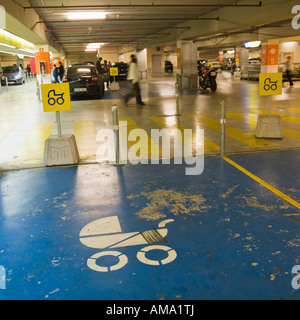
[198,63,217,92]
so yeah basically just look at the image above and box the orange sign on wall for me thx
[35,49,51,75]
[261,44,279,66]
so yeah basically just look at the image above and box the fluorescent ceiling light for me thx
[85,48,97,52]
[0,50,16,55]
[19,48,34,54]
[86,45,101,49]
[0,28,34,48]
[67,12,106,20]
[87,42,105,47]
[244,41,261,48]
[0,42,16,48]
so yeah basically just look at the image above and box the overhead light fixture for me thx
[244,41,261,48]
[227,50,235,54]
[0,28,34,48]
[0,50,16,55]
[87,42,105,47]
[0,42,16,48]
[67,12,107,20]
[85,48,97,52]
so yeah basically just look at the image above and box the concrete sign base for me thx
[43,134,79,166]
[255,114,283,139]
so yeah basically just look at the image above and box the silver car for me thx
[1,66,26,85]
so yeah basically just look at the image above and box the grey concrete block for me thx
[43,134,79,166]
[255,115,283,139]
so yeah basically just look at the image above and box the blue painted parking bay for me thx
[0,150,300,300]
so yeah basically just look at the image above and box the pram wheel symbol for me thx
[263,78,278,91]
[48,90,65,106]
[79,216,177,272]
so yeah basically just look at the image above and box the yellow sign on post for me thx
[110,67,119,76]
[259,73,282,96]
[41,83,71,112]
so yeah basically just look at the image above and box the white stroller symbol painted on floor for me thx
[79,216,177,272]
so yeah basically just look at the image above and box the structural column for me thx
[177,40,198,89]
[34,44,52,92]
[260,40,279,73]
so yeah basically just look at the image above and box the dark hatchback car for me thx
[164,61,173,73]
[1,66,26,85]
[112,62,129,80]
[62,64,104,99]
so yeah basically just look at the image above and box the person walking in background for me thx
[53,64,59,83]
[58,61,64,82]
[285,56,294,87]
[26,64,31,78]
[108,61,113,83]
[103,60,110,89]
[96,57,103,75]
[124,54,145,106]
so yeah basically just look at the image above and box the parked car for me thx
[1,66,26,85]
[111,62,129,80]
[62,64,104,98]
[249,57,261,64]
[165,61,173,72]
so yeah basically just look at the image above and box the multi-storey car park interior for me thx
[0,0,300,301]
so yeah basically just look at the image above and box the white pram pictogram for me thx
[79,216,177,272]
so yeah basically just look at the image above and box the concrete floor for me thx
[0,72,300,300]
[0,72,300,169]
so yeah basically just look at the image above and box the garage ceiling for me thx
[24,0,268,55]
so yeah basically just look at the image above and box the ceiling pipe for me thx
[24,2,262,9]
[45,26,191,33]
[36,17,219,23]
[55,32,171,37]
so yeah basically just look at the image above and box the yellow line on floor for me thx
[73,120,98,160]
[9,123,54,166]
[283,127,300,142]
[227,111,300,143]
[150,116,219,152]
[119,118,163,159]
[223,156,300,209]
[187,114,277,148]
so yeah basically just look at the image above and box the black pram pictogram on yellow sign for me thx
[41,83,72,112]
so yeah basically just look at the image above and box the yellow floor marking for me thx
[281,115,300,125]
[119,118,163,159]
[9,123,54,166]
[150,116,219,152]
[283,127,300,142]
[0,127,11,132]
[187,114,277,148]
[223,156,300,210]
[285,107,300,114]
[227,112,300,142]
[0,120,19,125]
[260,110,300,125]
[73,120,98,160]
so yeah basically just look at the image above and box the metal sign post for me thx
[220,100,226,158]
[112,104,120,164]
[41,83,79,166]
[56,111,62,137]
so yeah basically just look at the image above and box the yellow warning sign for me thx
[259,73,282,96]
[110,67,119,76]
[41,83,72,112]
